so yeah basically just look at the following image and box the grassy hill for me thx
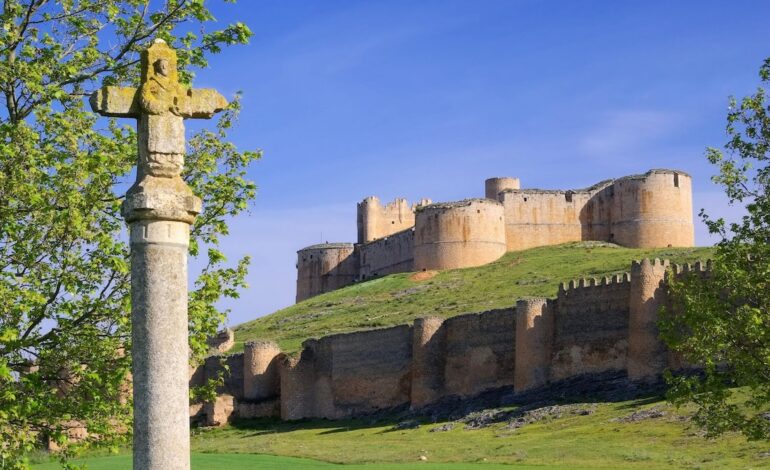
[233,242,713,353]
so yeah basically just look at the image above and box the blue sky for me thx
[189,0,770,326]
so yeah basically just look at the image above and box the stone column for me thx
[514,298,553,391]
[128,207,198,470]
[628,258,669,381]
[410,317,446,408]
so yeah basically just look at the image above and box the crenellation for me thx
[296,169,694,302]
[203,257,716,422]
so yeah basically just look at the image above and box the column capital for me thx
[122,176,201,225]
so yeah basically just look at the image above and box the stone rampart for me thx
[358,228,414,280]
[550,274,631,382]
[279,325,412,419]
[296,169,694,302]
[195,258,712,425]
[442,308,515,397]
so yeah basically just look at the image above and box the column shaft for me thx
[130,220,191,470]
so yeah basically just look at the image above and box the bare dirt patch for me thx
[410,271,438,282]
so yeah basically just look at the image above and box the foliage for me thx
[0,1,257,467]
[660,57,770,440]
[234,243,713,354]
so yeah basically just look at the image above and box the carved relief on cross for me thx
[90,38,227,223]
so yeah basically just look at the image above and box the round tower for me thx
[485,177,521,200]
[610,169,694,248]
[413,199,506,271]
[628,259,670,381]
[514,298,553,392]
[410,316,445,408]
[357,196,382,243]
[296,243,357,302]
[243,340,282,401]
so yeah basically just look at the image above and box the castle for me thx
[296,169,694,301]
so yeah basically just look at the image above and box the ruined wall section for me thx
[357,197,430,244]
[550,275,632,381]
[442,308,516,397]
[414,199,507,271]
[296,243,358,302]
[279,325,413,419]
[358,228,414,280]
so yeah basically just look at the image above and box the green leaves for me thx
[660,55,770,441]
[0,1,256,467]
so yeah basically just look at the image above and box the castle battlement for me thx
[296,169,694,302]
[196,258,711,424]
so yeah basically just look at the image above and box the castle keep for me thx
[296,169,694,301]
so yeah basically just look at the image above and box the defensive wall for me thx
[194,258,710,425]
[296,169,694,301]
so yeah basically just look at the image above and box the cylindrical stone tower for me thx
[414,199,506,271]
[628,258,670,381]
[611,169,694,248]
[514,298,553,391]
[295,243,357,302]
[410,317,445,408]
[485,177,520,200]
[357,196,382,243]
[243,340,282,401]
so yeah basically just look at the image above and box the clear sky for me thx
[189,0,770,326]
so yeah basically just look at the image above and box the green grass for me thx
[233,242,714,353]
[33,395,770,469]
[31,452,573,469]
[187,397,767,469]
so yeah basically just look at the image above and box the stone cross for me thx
[90,39,227,470]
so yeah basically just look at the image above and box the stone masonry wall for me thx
[296,169,694,302]
[198,258,708,425]
[358,228,414,280]
[442,308,516,397]
[550,275,632,381]
[357,197,430,244]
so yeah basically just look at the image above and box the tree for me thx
[660,57,770,440]
[0,1,257,467]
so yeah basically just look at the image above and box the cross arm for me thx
[177,88,228,119]
[90,86,140,118]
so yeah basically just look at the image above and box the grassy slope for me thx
[190,396,767,468]
[34,395,768,469]
[233,242,713,353]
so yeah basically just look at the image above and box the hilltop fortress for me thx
[296,169,694,301]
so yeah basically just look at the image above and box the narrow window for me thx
[565,192,573,203]
[674,173,680,187]
[523,197,528,202]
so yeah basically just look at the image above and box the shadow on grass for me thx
[225,370,669,436]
